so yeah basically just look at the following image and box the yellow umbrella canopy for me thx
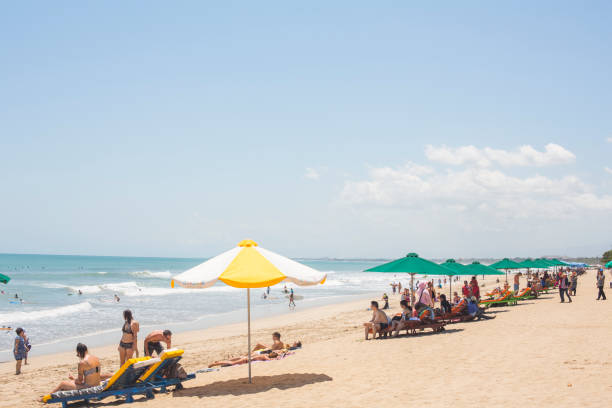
[172,239,326,382]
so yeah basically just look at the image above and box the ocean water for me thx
[0,254,417,358]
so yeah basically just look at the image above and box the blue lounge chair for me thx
[137,348,195,391]
[43,357,159,407]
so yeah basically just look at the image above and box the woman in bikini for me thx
[118,309,139,366]
[47,343,107,393]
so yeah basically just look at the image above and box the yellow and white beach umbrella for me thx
[171,239,326,382]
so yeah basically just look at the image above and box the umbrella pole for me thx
[247,288,252,384]
[449,275,452,299]
[410,274,415,307]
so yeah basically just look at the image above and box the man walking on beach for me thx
[513,273,520,293]
[559,273,572,303]
[596,269,606,300]
[570,271,578,296]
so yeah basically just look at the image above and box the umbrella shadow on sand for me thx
[173,373,333,398]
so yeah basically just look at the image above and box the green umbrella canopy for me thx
[518,258,541,269]
[605,261,612,268]
[489,258,523,270]
[365,253,457,276]
[550,258,568,266]
[534,258,555,268]
[0,273,10,284]
[439,259,471,275]
[465,261,505,275]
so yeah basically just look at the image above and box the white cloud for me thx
[339,164,612,219]
[304,167,320,180]
[605,166,612,175]
[425,143,575,167]
[607,137,612,143]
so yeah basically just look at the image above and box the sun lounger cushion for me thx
[48,381,107,400]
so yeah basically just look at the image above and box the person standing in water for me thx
[289,291,296,309]
[118,310,139,366]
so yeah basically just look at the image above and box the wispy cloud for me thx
[425,143,575,167]
[304,167,320,180]
[607,137,612,143]
[605,166,612,175]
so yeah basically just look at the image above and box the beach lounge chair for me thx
[137,348,195,391]
[43,357,160,407]
[479,290,517,308]
[436,299,474,323]
[513,287,535,300]
[400,309,446,335]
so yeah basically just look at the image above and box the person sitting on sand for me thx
[452,291,461,305]
[363,301,389,340]
[209,351,280,368]
[45,343,112,395]
[143,330,172,357]
[253,332,285,352]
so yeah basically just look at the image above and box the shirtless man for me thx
[253,332,284,352]
[143,330,172,357]
[363,301,389,340]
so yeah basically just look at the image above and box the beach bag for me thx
[161,362,187,379]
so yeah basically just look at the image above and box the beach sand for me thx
[1,269,610,408]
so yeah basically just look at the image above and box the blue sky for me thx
[1,1,611,259]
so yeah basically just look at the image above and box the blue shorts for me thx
[514,284,519,291]
[14,352,25,361]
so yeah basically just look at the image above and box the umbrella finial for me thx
[406,253,418,257]
[238,239,258,247]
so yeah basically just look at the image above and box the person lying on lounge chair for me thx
[46,343,112,395]
[363,301,389,340]
[391,300,413,337]
[208,351,279,368]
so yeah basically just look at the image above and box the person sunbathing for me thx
[363,300,389,340]
[209,351,279,368]
[45,343,112,396]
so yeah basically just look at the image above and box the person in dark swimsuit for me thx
[118,310,139,366]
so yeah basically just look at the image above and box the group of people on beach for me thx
[364,277,493,340]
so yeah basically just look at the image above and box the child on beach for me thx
[14,327,27,375]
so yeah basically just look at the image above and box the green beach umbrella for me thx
[439,259,470,298]
[0,273,10,284]
[489,258,523,282]
[518,259,540,269]
[549,258,568,266]
[465,261,505,276]
[365,253,456,306]
[605,261,612,268]
[534,258,555,268]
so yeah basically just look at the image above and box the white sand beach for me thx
[1,269,610,408]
